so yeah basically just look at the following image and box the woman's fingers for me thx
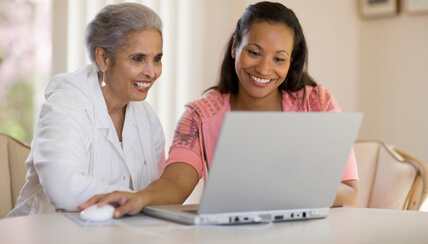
[77,192,128,210]
[77,191,146,218]
[96,191,129,207]
[113,193,145,217]
[77,194,104,210]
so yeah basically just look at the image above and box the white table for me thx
[1,207,428,244]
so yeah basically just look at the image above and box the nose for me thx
[255,58,272,76]
[143,60,155,79]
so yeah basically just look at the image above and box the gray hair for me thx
[85,3,163,71]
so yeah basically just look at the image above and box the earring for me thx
[100,69,107,87]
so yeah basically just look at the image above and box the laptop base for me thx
[144,204,329,225]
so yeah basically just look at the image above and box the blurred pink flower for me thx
[0,0,51,99]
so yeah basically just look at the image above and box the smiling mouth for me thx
[250,74,273,84]
[133,81,151,89]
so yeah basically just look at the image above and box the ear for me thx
[95,47,109,71]
[231,35,237,59]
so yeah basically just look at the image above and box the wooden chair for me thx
[0,133,31,218]
[354,140,428,210]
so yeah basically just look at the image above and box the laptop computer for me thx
[144,112,363,225]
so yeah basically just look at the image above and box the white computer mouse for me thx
[80,204,115,222]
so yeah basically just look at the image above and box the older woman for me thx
[7,3,165,217]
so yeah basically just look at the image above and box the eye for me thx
[132,55,144,62]
[247,49,260,57]
[153,54,163,63]
[274,57,286,63]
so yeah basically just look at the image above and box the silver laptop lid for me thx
[198,112,362,214]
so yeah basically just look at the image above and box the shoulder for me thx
[45,65,96,108]
[47,65,94,93]
[286,85,331,97]
[50,64,93,82]
[306,85,333,102]
[185,89,229,119]
[283,85,339,112]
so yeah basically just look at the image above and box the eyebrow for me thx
[127,52,163,58]
[128,53,146,58]
[248,43,290,57]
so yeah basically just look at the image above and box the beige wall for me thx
[358,5,428,163]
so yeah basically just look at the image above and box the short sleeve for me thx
[342,149,359,181]
[164,108,204,178]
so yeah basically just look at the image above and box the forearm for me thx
[136,162,199,206]
[138,179,190,206]
[333,180,359,207]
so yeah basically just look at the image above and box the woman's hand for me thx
[77,191,147,218]
[77,162,199,218]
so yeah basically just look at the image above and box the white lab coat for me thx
[7,65,165,217]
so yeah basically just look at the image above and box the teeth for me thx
[250,74,271,84]
[134,81,150,89]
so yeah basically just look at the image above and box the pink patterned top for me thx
[164,85,358,182]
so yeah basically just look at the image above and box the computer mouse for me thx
[80,204,115,222]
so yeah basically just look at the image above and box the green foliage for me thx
[0,80,34,143]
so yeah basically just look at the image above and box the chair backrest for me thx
[354,140,428,210]
[0,133,30,218]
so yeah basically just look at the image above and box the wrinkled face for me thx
[105,28,163,103]
[232,21,294,100]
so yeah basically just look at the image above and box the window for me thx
[0,0,51,143]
